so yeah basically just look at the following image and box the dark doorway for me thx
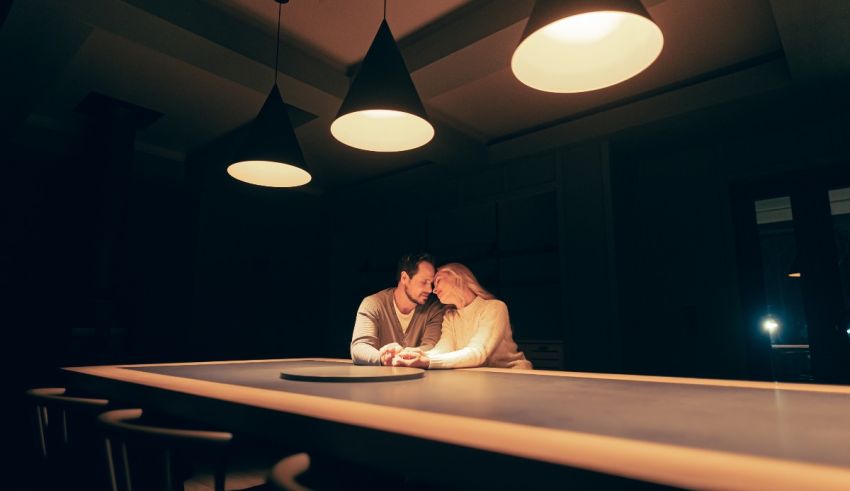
[732,164,850,384]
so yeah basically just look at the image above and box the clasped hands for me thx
[378,343,430,368]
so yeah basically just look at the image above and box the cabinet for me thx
[517,340,564,370]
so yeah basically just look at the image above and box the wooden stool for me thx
[26,387,111,489]
[98,408,233,491]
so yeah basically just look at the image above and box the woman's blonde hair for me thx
[435,263,495,305]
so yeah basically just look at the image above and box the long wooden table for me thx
[63,358,850,490]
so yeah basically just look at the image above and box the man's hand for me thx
[392,350,430,369]
[378,343,403,366]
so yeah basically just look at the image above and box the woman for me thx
[393,263,532,369]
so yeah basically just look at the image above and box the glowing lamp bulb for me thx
[512,10,663,93]
[331,109,434,152]
[227,161,312,188]
[762,318,779,334]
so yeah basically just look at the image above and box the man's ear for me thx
[400,271,410,283]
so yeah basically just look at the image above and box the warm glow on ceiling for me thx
[227,160,312,187]
[512,11,663,93]
[331,109,435,152]
[787,272,801,278]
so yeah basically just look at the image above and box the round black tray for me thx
[280,365,425,382]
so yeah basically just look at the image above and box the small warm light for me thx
[512,11,663,93]
[787,272,801,278]
[227,160,312,188]
[331,109,434,152]
[762,318,779,334]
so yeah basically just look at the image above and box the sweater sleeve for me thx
[417,303,445,351]
[428,301,508,369]
[426,312,456,356]
[350,296,382,366]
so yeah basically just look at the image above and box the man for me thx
[351,253,444,365]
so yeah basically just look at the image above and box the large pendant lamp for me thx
[228,0,311,187]
[330,1,434,152]
[512,0,664,93]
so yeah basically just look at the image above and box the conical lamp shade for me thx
[331,20,434,152]
[512,0,663,93]
[228,85,312,187]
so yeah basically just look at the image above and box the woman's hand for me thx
[392,350,430,369]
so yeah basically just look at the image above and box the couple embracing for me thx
[350,253,532,370]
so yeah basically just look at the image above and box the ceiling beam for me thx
[52,0,348,114]
[488,57,792,162]
[121,0,349,97]
[0,0,92,136]
[769,0,850,82]
[399,0,533,73]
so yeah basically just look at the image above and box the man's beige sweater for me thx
[350,288,444,365]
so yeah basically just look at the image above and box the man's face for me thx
[402,261,435,305]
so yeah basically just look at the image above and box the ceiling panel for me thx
[202,0,474,67]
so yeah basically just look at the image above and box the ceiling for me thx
[2,0,849,191]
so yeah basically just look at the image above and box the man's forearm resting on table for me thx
[351,340,381,365]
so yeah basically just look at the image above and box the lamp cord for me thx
[274,1,281,85]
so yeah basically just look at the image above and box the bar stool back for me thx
[26,387,111,489]
[98,408,233,491]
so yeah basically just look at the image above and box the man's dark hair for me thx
[397,252,436,282]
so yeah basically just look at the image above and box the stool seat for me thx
[269,453,312,491]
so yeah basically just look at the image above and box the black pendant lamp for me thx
[512,0,664,93]
[228,0,311,187]
[330,0,434,152]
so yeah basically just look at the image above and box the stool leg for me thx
[104,438,119,491]
[213,453,227,491]
[121,443,133,491]
[34,405,47,458]
[164,449,175,491]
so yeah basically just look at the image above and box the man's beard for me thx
[405,285,425,305]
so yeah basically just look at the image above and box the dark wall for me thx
[121,152,195,362]
[610,81,850,379]
[4,127,197,381]
[186,132,330,361]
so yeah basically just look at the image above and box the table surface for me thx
[63,358,850,490]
